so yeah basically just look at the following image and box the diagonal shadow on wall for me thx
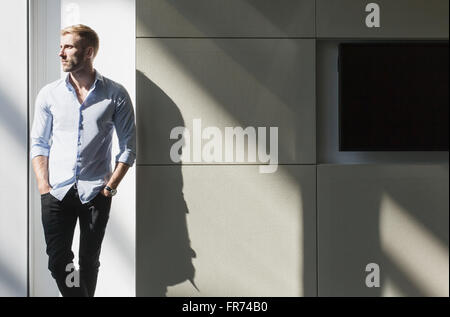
[136,70,197,296]
[136,1,448,297]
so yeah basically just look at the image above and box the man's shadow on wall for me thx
[135,70,197,296]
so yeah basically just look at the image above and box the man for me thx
[30,24,136,297]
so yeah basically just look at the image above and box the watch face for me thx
[105,186,117,196]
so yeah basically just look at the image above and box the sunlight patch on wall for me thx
[380,192,449,296]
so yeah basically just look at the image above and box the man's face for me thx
[59,33,91,72]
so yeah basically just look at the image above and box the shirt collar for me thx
[64,69,103,92]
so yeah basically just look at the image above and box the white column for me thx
[28,0,61,297]
[60,0,136,297]
[0,0,28,297]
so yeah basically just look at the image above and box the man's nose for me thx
[59,48,65,57]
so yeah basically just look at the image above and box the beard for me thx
[61,49,86,72]
[62,60,77,72]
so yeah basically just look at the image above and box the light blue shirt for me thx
[30,70,136,203]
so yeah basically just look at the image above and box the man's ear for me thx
[86,46,94,59]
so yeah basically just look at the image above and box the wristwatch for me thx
[105,186,117,196]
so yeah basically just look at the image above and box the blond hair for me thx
[61,24,99,58]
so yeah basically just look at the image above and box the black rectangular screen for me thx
[339,42,449,151]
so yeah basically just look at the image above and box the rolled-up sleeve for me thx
[113,89,136,167]
[30,88,52,159]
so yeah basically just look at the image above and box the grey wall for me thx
[136,0,449,297]
[137,0,315,38]
[137,165,316,296]
[136,38,316,165]
[316,0,449,39]
[136,0,317,297]
[318,164,449,296]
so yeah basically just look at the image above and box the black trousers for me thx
[41,184,112,297]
